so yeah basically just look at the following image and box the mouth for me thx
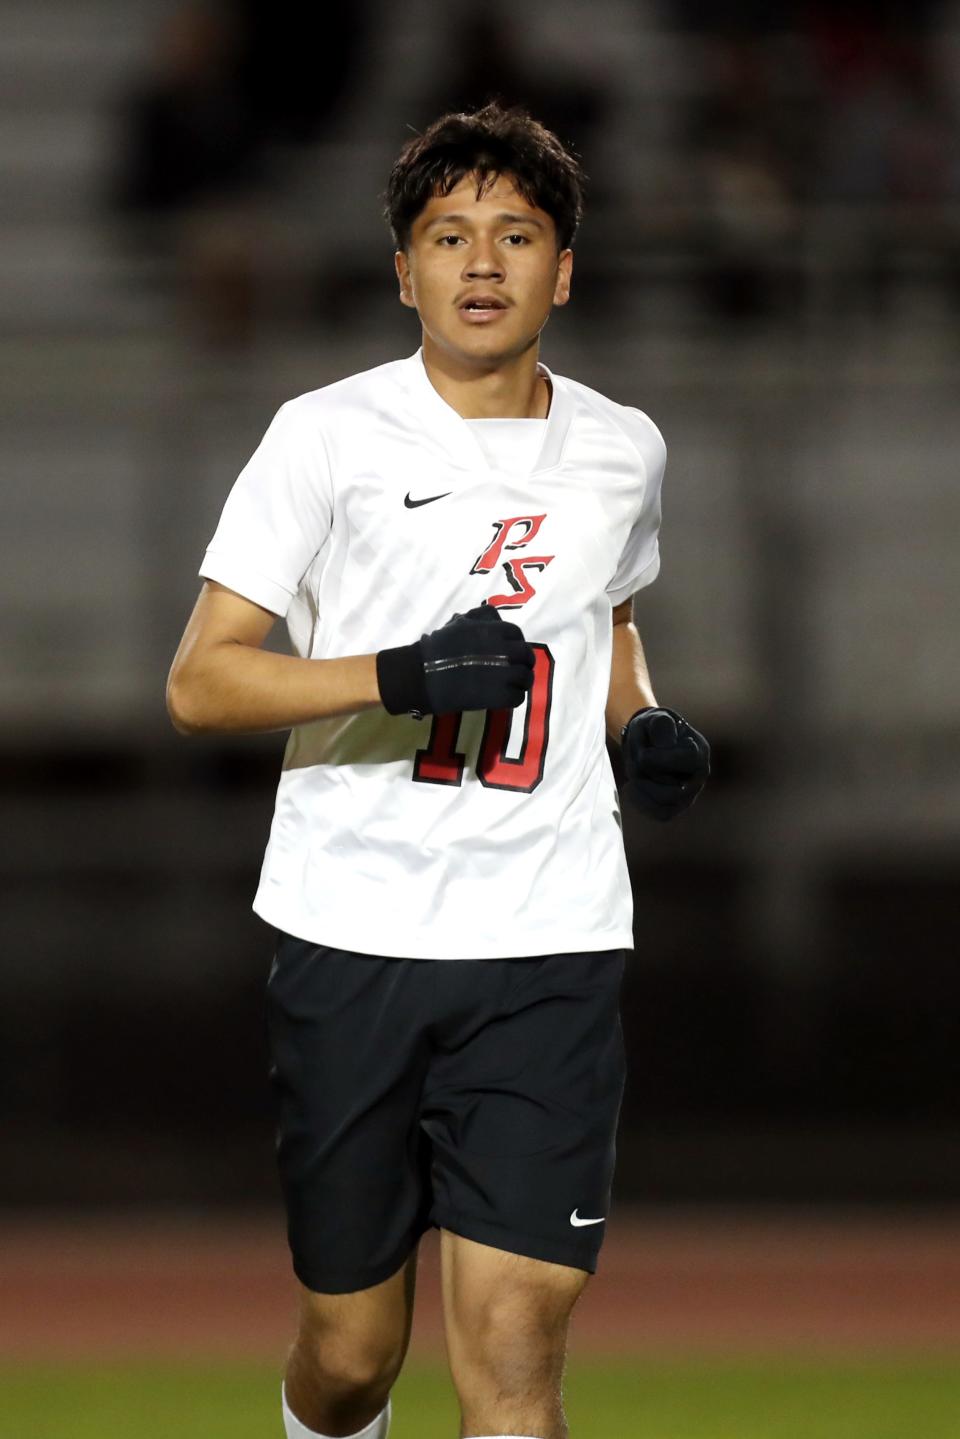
[457,295,509,324]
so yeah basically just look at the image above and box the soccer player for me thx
[167,102,709,1439]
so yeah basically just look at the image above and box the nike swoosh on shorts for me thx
[570,1209,605,1227]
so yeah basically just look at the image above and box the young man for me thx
[168,103,709,1439]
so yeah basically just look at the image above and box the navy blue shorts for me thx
[266,936,626,1294]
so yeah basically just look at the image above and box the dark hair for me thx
[384,101,586,252]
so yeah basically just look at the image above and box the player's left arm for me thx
[605,596,657,738]
[606,595,711,821]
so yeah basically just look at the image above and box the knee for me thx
[297,1324,403,1398]
[286,1334,397,1439]
[295,1306,405,1399]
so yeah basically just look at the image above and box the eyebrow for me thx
[423,211,545,231]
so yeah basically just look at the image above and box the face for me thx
[395,172,572,369]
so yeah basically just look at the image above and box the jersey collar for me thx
[400,348,572,474]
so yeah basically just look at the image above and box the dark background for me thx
[2,0,958,1212]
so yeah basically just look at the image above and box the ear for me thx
[553,248,573,307]
[395,251,416,309]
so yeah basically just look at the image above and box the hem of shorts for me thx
[290,1223,431,1296]
[433,1209,601,1274]
[253,895,632,961]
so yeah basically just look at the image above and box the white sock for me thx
[281,1382,391,1438]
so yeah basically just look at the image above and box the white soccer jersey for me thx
[199,350,665,959]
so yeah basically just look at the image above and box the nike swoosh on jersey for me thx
[570,1209,606,1227]
[404,491,452,508]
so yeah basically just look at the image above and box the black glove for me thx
[377,605,535,718]
[621,707,710,822]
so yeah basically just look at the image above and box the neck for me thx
[420,334,550,419]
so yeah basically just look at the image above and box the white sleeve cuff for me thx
[199,550,295,617]
[606,548,660,608]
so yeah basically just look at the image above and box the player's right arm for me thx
[166,581,381,735]
[166,586,535,736]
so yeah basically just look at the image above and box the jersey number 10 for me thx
[413,644,555,794]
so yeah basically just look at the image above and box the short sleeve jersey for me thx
[200,350,665,959]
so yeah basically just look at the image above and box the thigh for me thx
[266,935,434,1293]
[441,1227,589,1330]
[424,949,626,1274]
[440,1229,588,1403]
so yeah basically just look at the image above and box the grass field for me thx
[3,1357,960,1439]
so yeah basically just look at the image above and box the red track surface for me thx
[2,1209,959,1362]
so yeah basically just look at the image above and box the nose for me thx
[463,238,504,281]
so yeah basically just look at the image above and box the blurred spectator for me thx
[112,0,371,347]
[112,3,263,345]
[805,1,953,202]
[682,34,805,322]
[666,0,802,32]
[113,4,257,215]
[802,1,959,318]
[421,6,606,178]
[663,0,958,324]
[234,0,371,146]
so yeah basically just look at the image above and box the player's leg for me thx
[266,936,436,1438]
[440,1230,588,1439]
[283,1253,417,1437]
[424,948,627,1438]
